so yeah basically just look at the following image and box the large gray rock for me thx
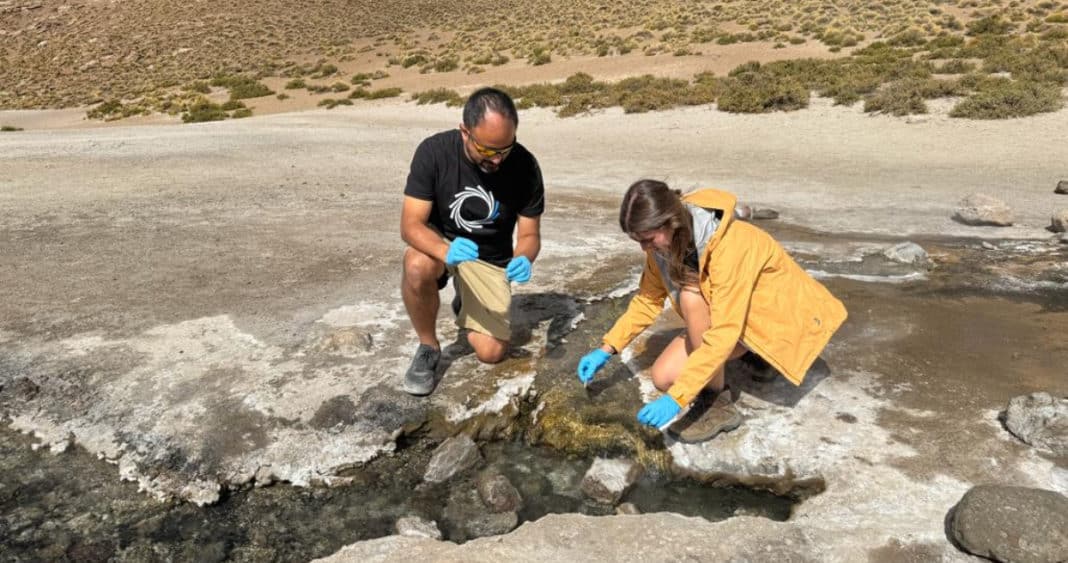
[394,516,442,540]
[953,193,1014,227]
[1049,210,1068,233]
[883,242,929,265]
[423,435,482,484]
[580,458,643,505]
[949,485,1068,563]
[1055,180,1068,194]
[1004,393,1068,455]
[476,470,523,513]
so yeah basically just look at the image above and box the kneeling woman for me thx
[577,179,847,442]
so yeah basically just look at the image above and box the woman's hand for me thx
[576,348,611,384]
[637,395,682,428]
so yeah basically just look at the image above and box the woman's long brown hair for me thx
[619,179,697,288]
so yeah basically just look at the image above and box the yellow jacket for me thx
[602,188,848,407]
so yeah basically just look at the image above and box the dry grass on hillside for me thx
[1,0,1066,122]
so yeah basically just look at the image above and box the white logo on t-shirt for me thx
[449,185,500,232]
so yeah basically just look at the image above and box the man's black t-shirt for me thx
[404,129,545,267]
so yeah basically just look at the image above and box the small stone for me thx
[580,458,643,505]
[949,485,1068,563]
[477,470,523,513]
[1049,210,1068,233]
[981,241,998,250]
[882,242,929,265]
[1003,392,1068,455]
[751,208,780,220]
[615,502,641,515]
[1055,180,1068,194]
[424,435,482,484]
[1059,233,1068,245]
[395,516,442,540]
[953,193,1014,227]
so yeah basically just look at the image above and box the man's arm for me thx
[401,196,450,262]
[514,214,541,263]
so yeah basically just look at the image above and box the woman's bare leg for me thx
[650,287,747,393]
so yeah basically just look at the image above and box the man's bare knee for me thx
[468,332,508,364]
[650,365,673,392]
[403,247,443,287]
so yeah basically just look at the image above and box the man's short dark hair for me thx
[462,87,519,129]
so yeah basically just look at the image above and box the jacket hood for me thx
[682,188,738,253]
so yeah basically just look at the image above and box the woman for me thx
[576,179,847,442]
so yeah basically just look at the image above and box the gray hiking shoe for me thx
[404,344,440,396]
[667,387,743,443]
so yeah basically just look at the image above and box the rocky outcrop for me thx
[949,485,1068,563]
[1003,393,1068,455]
[1055,180,1068,194]
[423,435,482,484]
[953,194,1014,226]
[580,458,643,505]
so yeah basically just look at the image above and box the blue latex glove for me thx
[637,395,682,428]
[505,256,532,283]
[445,237,479,266]
[577,349,611,384]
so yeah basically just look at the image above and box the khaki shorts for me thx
[448,259,511,341]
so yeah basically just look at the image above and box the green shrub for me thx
[285,78,306,89]
[312,63,339,78]
[528,46,552,66]
[367,87,402,99]
[220,100,246,111]
[950,79,1063,118]
[182,81,211,94]
[402,54,429,68]
[966,15,1015,35]
[182,100,228,123]
[276,93,290,101]
[331,82,351,92]
[412,88,462,105]
[717,71,809,113]
[307,84,331,94]
[1,125,23,132]
[211,75,273,100]
[1045,12,1068,23]
[318,98,354,109]
[231,108,253,119]
[888,29,927,47]
[939,59,977,74]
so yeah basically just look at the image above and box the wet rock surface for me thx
[948,485,1068,563]
[1003,392,1068,455]
[882,241,929,265]
[581,458,644,505]
[423,435,482,484]
[477,469,523,513]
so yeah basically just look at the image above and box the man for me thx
[400,87,545,396]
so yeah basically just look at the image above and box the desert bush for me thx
[528,46,552,66]
[276,93,289,100]
[318,98,353,109]
[1,125,23,132]
[412,88,462,105]
[367,87,403,99]
[285,78,306,89]
[211,75,273,100]
[950,78,1063,118]
[87,99,148,120]
[717,70,809,113]
[1046,12,1068,23]
[220,100,246,111]
[888,28,927,47]
[182,99,227,123]
[939,59,977,74]
[182,81,211,94]
[311,63,339,78]
[331,82,351,92]
[401,53,429,68]
[862,77,963,115]
[231,108,253,118]
[966,15,1015,35]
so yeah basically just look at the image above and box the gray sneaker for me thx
[404,344,440,396]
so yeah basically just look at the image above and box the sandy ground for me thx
[2,99,1067,559]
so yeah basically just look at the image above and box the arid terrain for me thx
[2,2,1067,562]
